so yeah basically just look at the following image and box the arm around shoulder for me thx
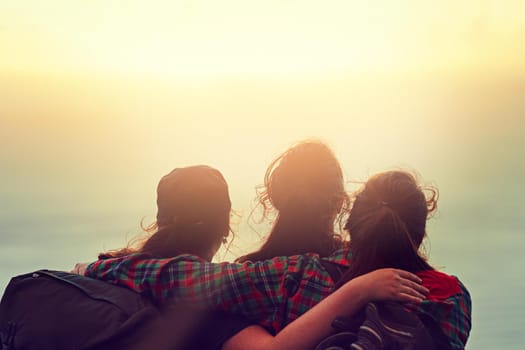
[222,268,427,350]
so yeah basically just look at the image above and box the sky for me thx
[1,0,524,182]
[1,0,525,77]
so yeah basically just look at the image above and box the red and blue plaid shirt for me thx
[85,249,471,349]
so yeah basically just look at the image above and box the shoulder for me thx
[281,248,352,275]
[416,270,468,301]
[415,271,472,349]
[244,252,344,286]
[89,253,211,277]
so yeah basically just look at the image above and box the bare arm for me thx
[222,268,428,350]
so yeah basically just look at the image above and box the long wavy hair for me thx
[99,165,232,261]
[237,140,350,262]
[335,170,437,288]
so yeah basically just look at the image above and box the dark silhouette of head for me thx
[336,171,437,287]
[100,165,231,261]
[237,140,349,262]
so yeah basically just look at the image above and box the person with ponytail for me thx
[334,171,471,349]
[237,139,349,262]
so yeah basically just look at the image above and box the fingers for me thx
[396,269,422,284]
[367,268,430,303]
[400,284,426,301]
[402,279,429,296]
[395,269,429,296]
[397,292,424,304]
[397,273,429,303]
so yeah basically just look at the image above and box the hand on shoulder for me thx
[354,268,430,304]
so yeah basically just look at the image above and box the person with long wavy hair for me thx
[237,140,349,262]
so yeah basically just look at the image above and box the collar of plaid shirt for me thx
[85,249,471,349]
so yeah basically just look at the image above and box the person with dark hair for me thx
[92,165,254,349]
[337,170,438,284]
[237,140,349,262]
[98,165,233,262]
[330,170,471,349]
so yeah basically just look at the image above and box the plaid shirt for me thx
[85,249,471,349]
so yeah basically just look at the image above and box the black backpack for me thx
[0,269,163,350]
